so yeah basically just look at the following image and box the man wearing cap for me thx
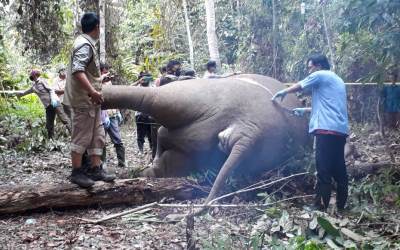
[63,12,115,188]
[18,70,71,138]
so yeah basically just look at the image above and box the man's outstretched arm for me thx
[271,83,302,101]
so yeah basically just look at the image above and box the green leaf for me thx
[340,227,366,242]
[317,216,340,238]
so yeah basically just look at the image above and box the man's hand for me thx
[74,72,104,104]
[103,116,111,129]
[271,89,287,102]
[292,107,311,117]
[101,72,114,83]
[51,99,59,108]
[116,112,123,125]
[89,90,104,104]
[55,90,64,96]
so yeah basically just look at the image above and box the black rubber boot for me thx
[115,144,126,167]
[101,147,107,163]
[86,165,116,182]
[70,167,95,188]
[137,142,144,154]
[82,151,91,168]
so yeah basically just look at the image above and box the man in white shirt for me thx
[55,68,71,118]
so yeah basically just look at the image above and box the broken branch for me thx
[208,172,309,205]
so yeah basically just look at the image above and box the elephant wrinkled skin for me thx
[102,74,310,203]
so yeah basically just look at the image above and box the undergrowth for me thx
[349,168,400,209]
[0,96,68,153]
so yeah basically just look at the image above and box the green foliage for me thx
[0,30,26,90]
[289,236,325,250]
[116,0,178,80]
[0,97,67,153]
[337,0,400,82]
[0,95,44,118]
[349,168,400,207]
[13,0,71,64]
[317,217,340,238]
[0,112,46,152]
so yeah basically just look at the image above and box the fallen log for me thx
[0,162,397,215]
[0,178,205,215]
[348,161,400,179]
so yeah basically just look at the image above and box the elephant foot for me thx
[140,167,157,177]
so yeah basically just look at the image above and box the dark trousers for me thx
[315,134,348,210]
[103,117,125,167]
[136,115,152,151]
[106,118,123,145]
[45,106,71,138]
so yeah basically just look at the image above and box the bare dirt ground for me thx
[0,122,399,249]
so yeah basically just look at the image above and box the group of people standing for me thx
[17,12,227,189]
[17,11,361,213]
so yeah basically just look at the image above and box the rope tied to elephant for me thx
[237,77,274,96]
[237,77,297,116]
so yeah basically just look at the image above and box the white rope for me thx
[236,77,274,96]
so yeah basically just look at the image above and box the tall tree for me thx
[204,0,220,69]
[182,0,194,69]
[320,1,335,71]
[272,0,277,78]
[99,0,106,63]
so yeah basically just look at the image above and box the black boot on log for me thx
[86,165,116,182]
[115,144,126,168]
[70,167,95,188]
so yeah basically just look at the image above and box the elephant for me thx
[102,74,310,204]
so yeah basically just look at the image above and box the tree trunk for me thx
[0,178,205,215]
[321,2,336,71]
[204,0,221,69]
[271,0,277,78]
[182,0,194,70]
[99,0,106,63]
[73,0,82,36]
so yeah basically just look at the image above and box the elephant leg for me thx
[141,149,191,177]
[153,126,169,161]
[205,127,258,204]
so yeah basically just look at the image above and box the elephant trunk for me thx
[102,85,157,115]
[102,84,198,129]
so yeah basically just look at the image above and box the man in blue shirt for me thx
[272,54,349,212]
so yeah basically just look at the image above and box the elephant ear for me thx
[217,126,235,155]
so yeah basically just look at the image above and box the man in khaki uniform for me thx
[63,12,115,188]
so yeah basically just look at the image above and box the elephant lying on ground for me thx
[102,74,310,203]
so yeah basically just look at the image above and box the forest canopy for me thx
[0,0,399,90]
